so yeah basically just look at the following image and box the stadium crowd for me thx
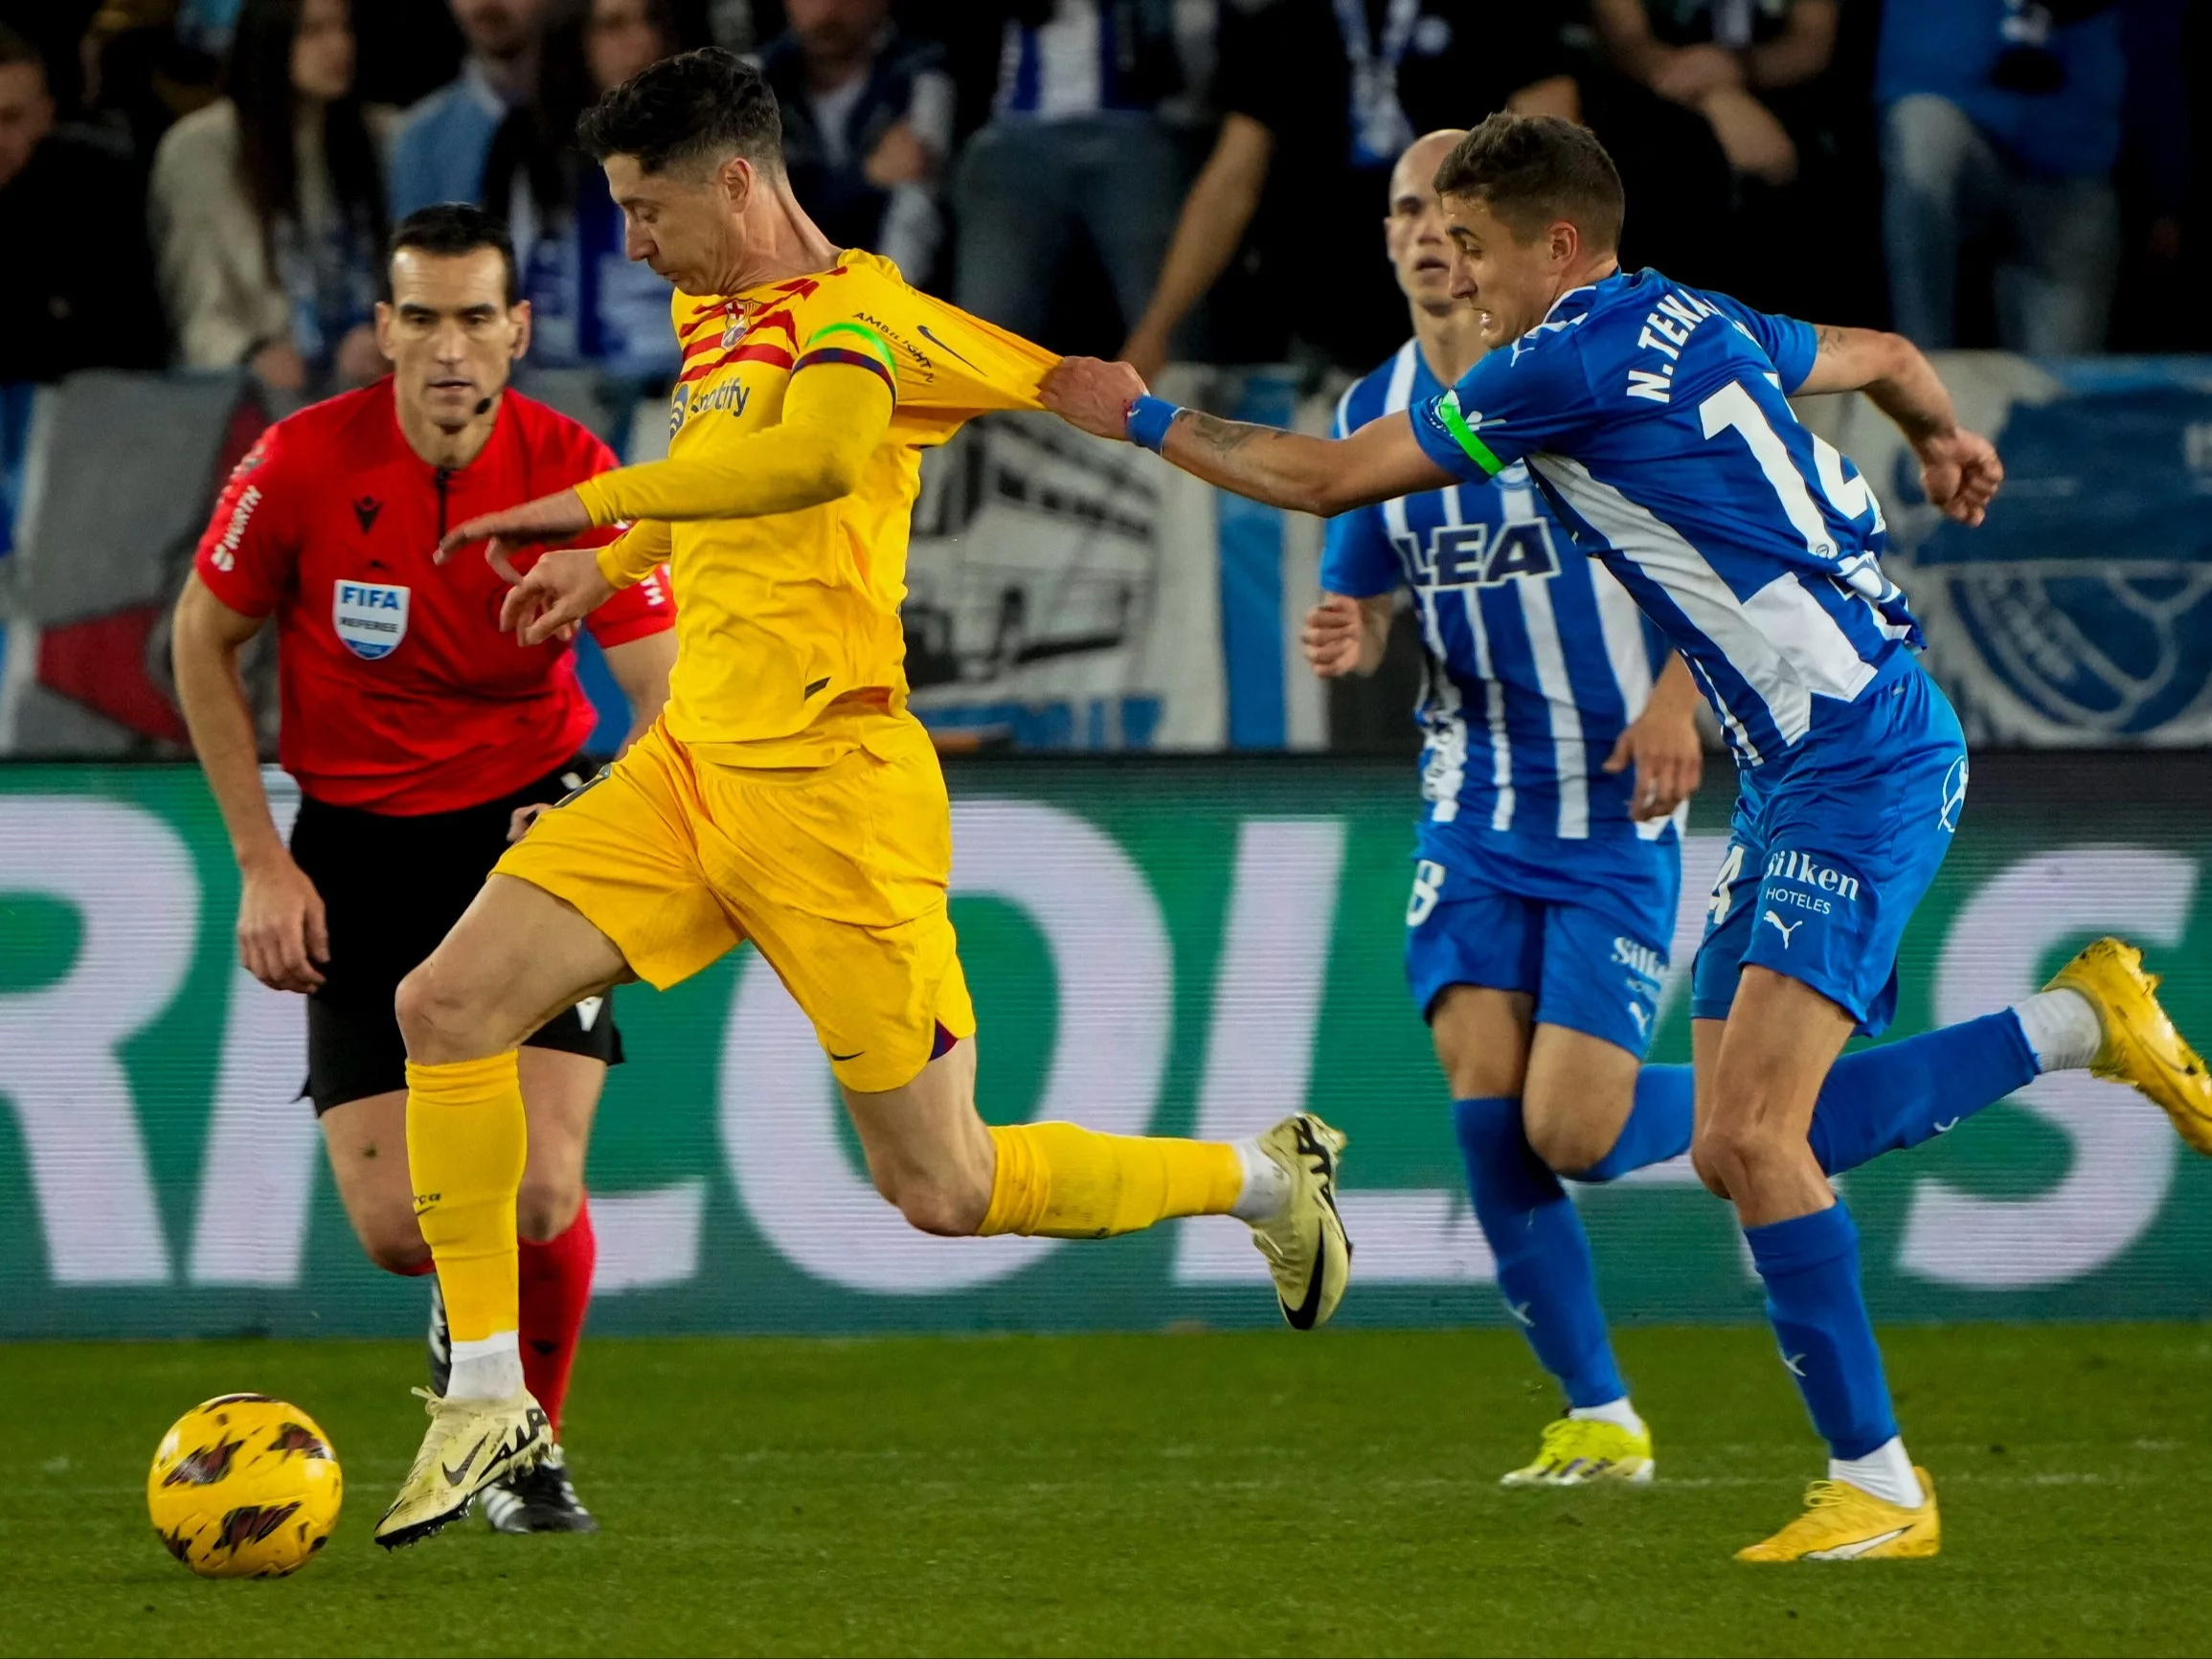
[0,0,2200,393]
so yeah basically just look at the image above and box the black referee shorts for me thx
[290,758,624,1115]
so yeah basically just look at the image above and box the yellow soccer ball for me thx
[147,1395,343,1579]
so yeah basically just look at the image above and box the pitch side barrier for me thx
[0,752,2205,1339]
[11,356,2207,763]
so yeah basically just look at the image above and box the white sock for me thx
[1230,1138,1292,1223]
[1828,1436,1924,1508]
[2013,988,2102,1072]
[445,1331,523,1401]
[1569,1397,1646,1437]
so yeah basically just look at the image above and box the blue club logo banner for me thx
[1809,356,2212,747]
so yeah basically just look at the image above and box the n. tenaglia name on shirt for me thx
[1624,289,1726,405]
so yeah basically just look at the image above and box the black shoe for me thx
[426,1279,452,1396]
[479,1444,598,1534]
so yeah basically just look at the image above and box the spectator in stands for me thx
[1584,0,1846,316]
[1590,0,1835,189]
[78,0,225,164]
[351,0,469,107]
[0,3,101,118]
[149,0,387,392]
[386,0,547,217]
[705,0,785,53]
[1878,0,2127,353]
[950,1,1187,347]
[482,0,682,378]
[0,23,166,381]
[1119,0,1578,375]
[760,0,954,286]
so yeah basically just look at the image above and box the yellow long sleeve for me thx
[576,362,894,529]
[596,516,674,590]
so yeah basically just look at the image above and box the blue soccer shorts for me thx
[1692,661,1967,1037]
[1405,824,1681,1060]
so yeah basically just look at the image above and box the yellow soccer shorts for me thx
[494,712,976,1092]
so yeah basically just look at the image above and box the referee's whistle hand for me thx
[435,488,594,564]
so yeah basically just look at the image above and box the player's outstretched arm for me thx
[1040,357,1456,517]
[1794,325,2003,527]
[439,364,895,573]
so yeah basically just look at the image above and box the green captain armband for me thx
[1436,389,1504,477]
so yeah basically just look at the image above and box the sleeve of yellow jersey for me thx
[574,280,1059,570]
[877,286,1061,421]
[576,353,897,563]
[598,514,674,589]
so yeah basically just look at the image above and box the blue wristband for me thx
[1125,394,1183,454]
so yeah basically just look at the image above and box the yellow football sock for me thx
[405,1053,528,1343]
[978,1122,1244,1239]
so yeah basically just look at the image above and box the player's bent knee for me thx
[1692,1118,1799,1203]
[1525,1113,1618,1178]
[516,1177,582,1244]
[1687,1139,1736,1201]
[395,957,497,1058]
[355,1215,432,1276]
[871,1166,990,1237]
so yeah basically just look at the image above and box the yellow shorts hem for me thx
[822,960,977,1095]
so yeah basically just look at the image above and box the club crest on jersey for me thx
[333,580,409,661]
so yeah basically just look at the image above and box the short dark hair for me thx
[385,204,521,305]
[1433,114,1625,253]
[576,46,781,177]
[0,23,43,75]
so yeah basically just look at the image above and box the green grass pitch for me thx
[5,1323,2205,1657]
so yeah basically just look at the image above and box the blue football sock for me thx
[1806,1010,2037,1177]
[1574,1066,1694,1182]
[1453,1096,1626,1409]
[1578,1010,2037,1184]
[1745,1203,1897,1461]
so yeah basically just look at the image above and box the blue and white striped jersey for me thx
[1325,338,1676,841]
[1408,269,1919,769]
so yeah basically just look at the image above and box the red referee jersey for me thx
[193,379,672,816]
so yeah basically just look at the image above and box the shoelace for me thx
[1798,1480,1857,1512]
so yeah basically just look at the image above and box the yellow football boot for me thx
[1501,1417,1655,1488]
[1737,1468,1940,1561]
[374,1387,551,1550]
[1248,1113,1352,1330]
[2045,937,2212,1155]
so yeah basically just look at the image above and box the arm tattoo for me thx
[1182,412,1276,457]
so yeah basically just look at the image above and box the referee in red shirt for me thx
[171,205,675,1536]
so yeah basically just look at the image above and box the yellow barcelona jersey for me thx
[574,250,1057,765]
